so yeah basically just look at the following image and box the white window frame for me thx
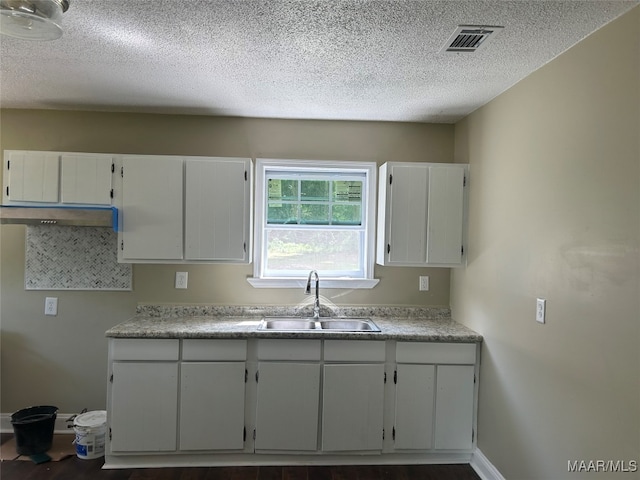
[248,158,379,289]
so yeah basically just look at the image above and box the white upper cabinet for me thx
[376,162,468,267]
[4,151,60,203]
[184,158,251,262]
[120,155,184,261]
[61,153,113,205]
[117,155,252,263]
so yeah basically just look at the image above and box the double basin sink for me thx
[258,317,381,332]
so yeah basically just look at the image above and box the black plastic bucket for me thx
[10,405,58,455]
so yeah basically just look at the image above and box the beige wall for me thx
[451,7,639,480]
[1,113,453,412]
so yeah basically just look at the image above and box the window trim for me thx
[248,158,379,289]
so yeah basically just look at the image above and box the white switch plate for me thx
[536,298,546,324]
[419,276,429,291]
[45,297,58,316]
[175,272,188,289]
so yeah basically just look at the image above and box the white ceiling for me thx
[0,0,637,123]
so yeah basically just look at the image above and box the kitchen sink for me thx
[258,317,380,332]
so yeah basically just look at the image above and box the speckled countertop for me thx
[106,305,482,343]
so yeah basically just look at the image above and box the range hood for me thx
[0,205,118,230]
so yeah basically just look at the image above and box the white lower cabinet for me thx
[434,365,475,450]
[394,342,477,452]
[393,364,435,450]
[255,362,321,451]
[180,362,246,451]
[110,361,179,452]
[106,337,479,466]
[322,363,385,452]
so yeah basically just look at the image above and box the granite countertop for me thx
[105,305,482,343]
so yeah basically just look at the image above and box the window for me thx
[249,159,379,288]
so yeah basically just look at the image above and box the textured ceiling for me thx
[0,0,637,123]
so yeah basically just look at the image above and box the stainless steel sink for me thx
[258,317,380,332]
[260,318,317,330]
[319,319,380,331]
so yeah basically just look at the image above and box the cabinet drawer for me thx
[257,339,321,361]
[182,339,247,361]
[396,342,476,364]
[110,338,179,361]
[324,340,386,362]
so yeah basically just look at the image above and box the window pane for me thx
[265,229,361,275]
[301,180,329,202]
[331,204,361,225]
[300,204,329,224]
[267,203,298,224]
[333,181,362,203]
[268,179,298,201]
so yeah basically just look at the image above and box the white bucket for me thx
[73,410,107,459]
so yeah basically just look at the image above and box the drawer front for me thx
[324,340,386,362]
[182,339,247,361]
[396,342,476,364]
[110,338,179,361]
[257,339,322,361]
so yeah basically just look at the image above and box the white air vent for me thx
[442,25,504,53]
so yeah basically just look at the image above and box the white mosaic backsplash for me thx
[25,226,132,291]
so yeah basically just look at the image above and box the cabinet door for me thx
[120,156,183,260]
[434,365,475,450]
[322,363,385,452]
[385,163,429,264]
[180,362,246,451]
[394,364,435,450]
[255,362,320,451]
[110,362,178,452]
[6,151,59,203]
[427,165,465,265]
[184,158,251,262]
[61,154,113,205]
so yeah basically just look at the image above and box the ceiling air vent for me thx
[442,25,504,53]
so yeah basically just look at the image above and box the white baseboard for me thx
[471,449,506,480]
[1,413,76,435]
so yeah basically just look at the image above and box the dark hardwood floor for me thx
[0,434,480,480]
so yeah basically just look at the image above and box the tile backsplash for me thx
[25,226,132,291]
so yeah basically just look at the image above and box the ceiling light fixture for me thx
[0,0,69,41]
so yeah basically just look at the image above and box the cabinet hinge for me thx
[382,428,385,440]
[461,245,464,256]
[474,374,476,384]
[384,372,387,384]
[389,174,393,185]
[109,428,112,441]
[243,426,247,442]
[245,369,248,383]
[111,162,115,174]
[472,429,475,442]
[120,166,124,178]
[255,370,259,383]
[109,373,113,383]
[110,189,114,199]
[243,242,246,253]
[244,170,247,181]
[463,175,466,187]
[394,370,397,384]
[387,244,391,255]
[392,427,396,440]
[120,240,124,251]
[7,160,9,170]
[6,186,9,196]
[253,429,256,441]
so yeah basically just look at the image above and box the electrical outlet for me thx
[536,298,546,324]
[175,272,188,289]
[419,276,429,291]
[45,297,58,316]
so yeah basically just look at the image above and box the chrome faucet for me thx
[305,270,320,320]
